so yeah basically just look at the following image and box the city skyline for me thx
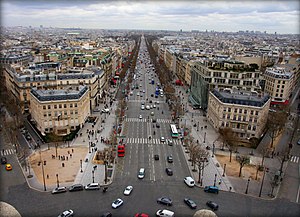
[1,0,300,34]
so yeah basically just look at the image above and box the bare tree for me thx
[236,155,250,177]
[194,146,210,185]
[219,127,239,162]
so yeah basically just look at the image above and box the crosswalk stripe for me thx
[290,156,299,163]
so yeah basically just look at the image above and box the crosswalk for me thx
[1,149,16,156]
[128,99,163,103]
[125,137,182,145]
[125,118,172,123]
[290,155,299,163]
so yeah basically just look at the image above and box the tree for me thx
[219,127,239,162]
[194,146,210,185]
[236,155,250,177]
[266,110,288,156]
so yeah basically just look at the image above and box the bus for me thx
[118,144,125,157]
[170,124,179,138]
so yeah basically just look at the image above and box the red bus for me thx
[118,145,125,157]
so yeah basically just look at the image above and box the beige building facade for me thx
[207,88,271,140]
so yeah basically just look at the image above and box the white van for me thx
[184,176,195,187]
[138,168,145,179]
[156,209,175,217]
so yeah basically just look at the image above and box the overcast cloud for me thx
[1,0,299,34]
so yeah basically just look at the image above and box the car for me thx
[85,183,100,190]
[52,186,67,194]
[68,184,84,192]
[138,168,145,179]
[58,209,74,217]
[141,101,145,105]
[184,198,197,209]
[156,123,160,128]
[146,105,150,110]
[160,137,165,142]
[167,140,173,146]
[150,105,153,109]
[130,91,133,95]
[167,156,173,163]
[156,209,174,217]
[140,94,143,97]
[204,186,219,193]
[5,163,12,171]
[184,177,195,187]
[137,92,140,96]
[143,89,145,93]
[1,157,7,164]
[135,213,149,217]
[206,201,219,211]
[139,115,143,119]
[152,118,157,123]
[101,108,110,113]
[154,154,159,160]
[151,94,154,97]
[150,112,154,116]
[124,185,133,195]
[100,212,112,217]
[153,104,156,108]
[297,139,300,145]
[112,198,124,208]
[141,105,145,110]
[157,197,172,206]
[165,168,173,176]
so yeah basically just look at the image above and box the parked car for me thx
[1,157,7,164]
[138,168,145,179]
[52,187,67,194]
[101,108,110,113]
[112,198,124,209]
[297,139,300,145]
[154,154,159,160]
[204,186,219,194]
[156,209,174,217]
[167,156,173,163]
[123,185,133,195]
[85,183,100,190]
[68,184,84,192]
[184,198,197,209]
[156,123,160,128]
[206,201,219,211]
[5,163,12,171]
[139,115,143,119]
[165,168,173,176]
[157,197,172,206]
[58,209,74,217]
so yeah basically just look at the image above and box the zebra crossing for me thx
[290,155,299,163]
[1,149,16,156]
[125,137,182,145]
[125,118,172,123]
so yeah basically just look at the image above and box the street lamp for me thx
[104,160,108,184]
[222,163,227,177]
[213,173,217,187]
[80,159,83,173]
[245,178,251,194]
[39,148,47,191]
[259,168,267,197]
[212,143,215,157]
[203,132,207,143]
[56,174,60,188]
[92,170,95,183]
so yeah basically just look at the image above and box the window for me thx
[255,111,259,115]
[70,104,73,108]
[228,108,231,112]
[239,109,242,113]
[54,105,57,109]
[59,104,62,108]
[75,103,77,108]
[64,104,67,108]
[43,106,46,110]
[48,105,51,109]
[248,125,251,130]
[234,108,238,113]
[244,110,247,114]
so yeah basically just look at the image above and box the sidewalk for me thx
[24,86,120,192]
[173,83,282,199]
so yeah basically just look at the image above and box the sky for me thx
[1,0,299,34]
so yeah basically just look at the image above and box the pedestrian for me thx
[70,154,72,158]
[68,151,70,155]
[72,148,74,153]
[58,155,61,160]
[47,174,49,179]
[66,156,68,161]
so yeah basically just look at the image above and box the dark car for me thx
[1,157,7,164]
[184,198,197,209]
[297,139,300,145]
[206,201,219,211]
[156,123,160,128]
[152,119,157,123]
[154,154,159,160]
[165,168,173,176]
[68,184,84,192]
[157,197,172,206]
[100,212,112,217]
[167,156,173,163]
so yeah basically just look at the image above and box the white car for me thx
[139,115,142,119]
[160,137,165,142]
[58,209,74,217]
[123,185,133,195]
[112,198,124,208]
[101,108,110,113]
[141,105,145,110]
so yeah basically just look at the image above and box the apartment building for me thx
[30,85,90,136]
[189,58,262,110]
[207,88,271,140]
[263,66,294,104]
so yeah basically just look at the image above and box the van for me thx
[156,209,174,217]
[204,186,219,194]
[184,176,195,187]
[138,168,145,179]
